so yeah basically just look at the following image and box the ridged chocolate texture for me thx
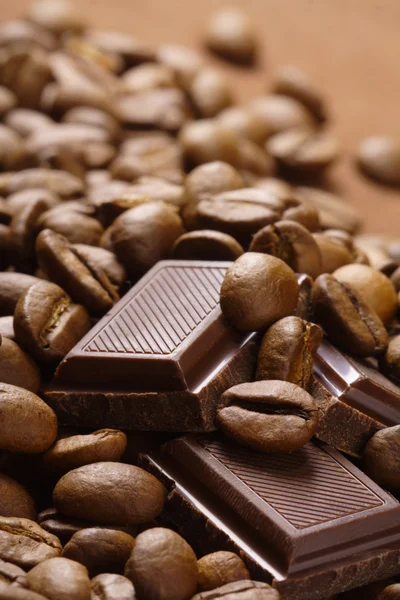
[314,339,400,425]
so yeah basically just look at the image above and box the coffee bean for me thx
[0,474,36,520]
[0,558,27,587]
[0,582,48,600]
[172,230,244,261]
[197,552,250,592]
[0,47,51,109]
[363,426,400,489]
[296,187,362,234]
[0,169,84,199]
[0,383,57,453]
[204,8,257,64]
[218,380,318,452]
[184,161,243,207]
[237,138,274,177]
[37,208,104,246]
[7,189,60,216]
[125,528,197,600]
[14,280,91,362]
[0,517,62,569]
[157,43,202,89]
[267,126,338,175]
[379,335,400,382]
[0,86,16,116]
[378,584,400,600]
[220,253,299,331]
[313,233,354,273]
[110,201,184,279]
[0,125,25,170]
[62,528,135,577]
[116,88,190,132]
[53,462,166,525]
[357,136,400,186]
[191,580,279,600]
[41,82,113,120]
[71,245,126,290]
[256,316,323,387]
[249,220,322,278]
[190,68,233,118]
[36,229,119,316]
[91,573,136,600]
[0,201,11,225]
[272,65,327,122]
[0,317,14,340]
[293,274,313,320]
[0,19,55,50]
[249,95,315,138]
[27,557,91,600]
[43,429,127,475]
[10,197,48,272]
[123,62,176,93]
[312,274,388,357]
[0,225,10,269]
[218,106,267,145]
[62,107,121,142]
[85,29,156,69]
[0,337,40,393]
[5,109,54,138]
[333,263,398,324]
[180,119,240,168]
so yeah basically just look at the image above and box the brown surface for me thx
[2,0,400,235]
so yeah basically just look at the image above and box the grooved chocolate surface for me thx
[204,440,382,529]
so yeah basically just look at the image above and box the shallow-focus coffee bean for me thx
[333,263,397,324]
[293,273,313,320]
[172,230,244,261]
[296,187,362,234]
[237,138,274,177]
[313,233,353,273]
[0,125,24,170]
[28,0,86,35]
[190,68,233,118]
[0,317,14,340]
[123,62,176,93]
[363,426,400,489]
[180,120,239,167]
[249,220,322,278]
[0,18,55,49]
[357,136,400,186]
[312,274,388,357]
[26,123,109,158]
[0,558,27,587]
[43,429,127,475]
[0,581,48,600]
[41,82,113,120]
[0,201,11,225]
[72,244,126,289]
[116,88,189,132]
[0,383,57,453]
[36,229,119,316]
[91,573,136,600]
[267,126,338,174]
[184,161,243,206]
[192,580,279,600]
[378,584,400,600]
[220,253,299,331]
[53,462,166,525]
[0,169,84,199]
[111,137,182,183]
[10,198,47,272]
[14,280,91,362]
[62,528,135,577]
[27,557,91,600]
[272,66,327,122]
[110,201,184,279]
[218,106,267,145]
[7,189,60,216]
[218,380,318,452]
[0,337,40,393]
[0,225,9,269]
[279,196,320,233]
[157,43,202,88]
[62,107,121,142]
[0,517,61,569]
[256,316,322,387]
[125,528,197,600]
[249,94,314,138]
[37,208,104,246]
[0,273,40,316]
[390,265,400,293]
[0,87,16,116]
[0,47,52,109]
[204,8,257,64]
[197,552,250,592]
[380,335,400,382]
[0,474,36,520]
[5,109,54,138]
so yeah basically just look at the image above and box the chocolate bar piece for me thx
[45,260,258,431]
[141,435,400,600]
[312,339,400,457]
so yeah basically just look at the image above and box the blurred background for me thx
[2,0,400,234]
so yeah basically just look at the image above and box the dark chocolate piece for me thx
[141,435,400,600]
[45,260,258,431]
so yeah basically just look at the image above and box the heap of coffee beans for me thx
[0,0,400,598]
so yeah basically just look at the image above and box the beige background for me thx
[1,0,400,235]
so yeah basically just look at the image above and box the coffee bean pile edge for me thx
[0,1,400,599]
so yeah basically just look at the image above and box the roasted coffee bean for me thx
[27,557,91,600]
[41,82,114,121]
[296,187,362,234]
[26,123,109,157]
[190,68,233,118]
[84,29,155,68]
[71,245,126,290]
[6,189,60,216]
[0,474,36,520]
[0,317,14,340]
[0,18,55,49]
[0,582,48,600]
[267,126,338,174]
[0,169,84,199]
[218,380,318,452]
[110,201,184,279]
[313,233,353,273]
[5,109,54,137]
[37,208,104,246]
[197,552,250,592]
[333,263,397,324]
[0,47,52,109]
[9,197,48,272]
[0,125,25,170]
[43,429,127,475]
[157,43,202,89]
[180,120,240,167]
[172,230,244,261]
[218,106,267,145]
[0,517,62,569]
[237,138,274,177]
[28,0,86,35]
[191,580,279,600]
[249,95,314,138]
[0,201,11,225]
[0,336,40,393]
[62,107,121,142]
[0,558,27,586]
[380,335,400,382]
[123,62,176,93]
[91,573,136,600]
[125,528,197,600]
[293,274,313,320]
[272,65,327,122]
[280,195,320,232]
[249,220,322,278]
[62,528,135,576]
[184,161,243,207]
[53,462,166,525]
[256,316,323,387]
[357,136,400,186]
[312,274,388,357]
[116,88,190,132]
[220,253,299,331]
[0,225,10,269]
[378,584,400,600]
[0,272,40,316]
[204,8,257,64]
[111,144,182,184]
[14,280,91,363]
[363,426,400,489]
[0,383,57,453]
[0,87,16,116]
[36,229,119,316]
